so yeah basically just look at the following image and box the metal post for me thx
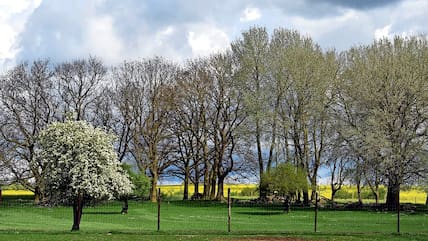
[157,188,161,231]
[228,188,231,232]
[314,192,318,232]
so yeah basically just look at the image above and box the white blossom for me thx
[35,120,133,204]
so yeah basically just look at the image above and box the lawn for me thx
[0,200,427,240]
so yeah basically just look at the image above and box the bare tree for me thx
[208,53,246,200]
[55,57,106,121]
[113,58,178,202]
[0,60,57,203]
[170,58,211,199]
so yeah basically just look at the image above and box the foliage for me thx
[122,164,150,198]
[36,120,133,204]
[260,163,308,197]
[340,36,428,207]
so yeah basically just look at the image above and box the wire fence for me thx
[0,189,427,234]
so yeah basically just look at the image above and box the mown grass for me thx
[0,200,427,241]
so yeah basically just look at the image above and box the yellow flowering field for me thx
[159,184,426,204]
[1,184,426,204]
[159,184,258,198]
[2,190,34,196]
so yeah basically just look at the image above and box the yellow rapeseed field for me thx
[2,184,426,204]
[2,190,34,196]
[158,184,427,204]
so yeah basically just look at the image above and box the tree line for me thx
[0,27,427,207]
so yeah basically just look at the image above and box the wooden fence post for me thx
[157,188,161,231]
[228,188,231,233]
[314,192,318,233]
[397,192,400,233]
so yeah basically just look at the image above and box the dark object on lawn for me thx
[121,199,129,214]
[283,197,291,213]
[345,202,363,210]
[191,193,203,200]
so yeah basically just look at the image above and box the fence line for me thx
[0,194,427,234]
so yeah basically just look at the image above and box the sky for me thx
[0,0,427,71]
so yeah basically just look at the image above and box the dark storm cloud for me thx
[313,0,403,10]
[264,0,404,19]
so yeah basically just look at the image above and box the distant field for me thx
[158,184,427,204]
[2,184,427,204]
[2,190,34,196]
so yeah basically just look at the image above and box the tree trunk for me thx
[303,191,309,206]
[356,182,362,205]
[202,160,210,199]
[34,186,42,204]
[425,195,428,206]
[331,191,335,203]
[311,188,317,203]
[374,190,379,205]
[183,166,189,200]
[386,183,400,211]
[209,159,218,200]
[256,120,265,199]
[194,181,199,196]
[194,166,200,195]
[310,175,317,201]
[150,172,158,202]
[297,191,301,204]
[203,159,211,199]
[71,193,83,231]
[0,189,2,205]
[216,177,225,200]
[202,116,210,199]
[121,198,129,214]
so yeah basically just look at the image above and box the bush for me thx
[360,187,386,200]
[240,187,258,197]
[122,164,150,198]
[334,189,353,199]
[261,163,308,197]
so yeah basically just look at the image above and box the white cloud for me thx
[239,7,261,22]
[84,15,123,63]
[155,26,175,45]
[131,25,185,61]
[289,9,362,39]
[0,0,42,70]
[374,24,392,40]
[0,0,36,17]
[4,0,428,68]
[187,24,230,57]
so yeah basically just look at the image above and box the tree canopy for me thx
[36,120,133,230]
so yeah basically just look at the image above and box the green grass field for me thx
[0,200,427,240]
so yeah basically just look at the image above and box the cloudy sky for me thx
[1,0,427,70]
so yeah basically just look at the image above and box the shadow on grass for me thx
[234,211,285,216]
[83,211,122,215]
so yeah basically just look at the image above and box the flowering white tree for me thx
[36,120,133,231]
